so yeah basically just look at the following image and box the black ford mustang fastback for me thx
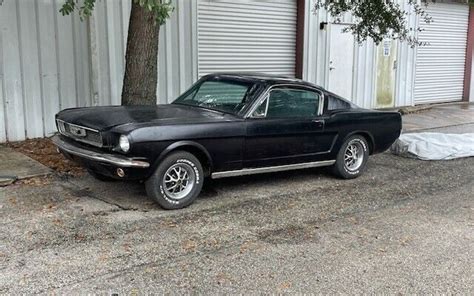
[53,73,402,209]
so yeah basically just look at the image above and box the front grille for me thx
[56,119,103,147]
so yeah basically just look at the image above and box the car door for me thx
[244,86,334,168]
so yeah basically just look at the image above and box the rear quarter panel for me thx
[324,110,402,157]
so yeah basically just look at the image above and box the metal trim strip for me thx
[211,159,335,179]
[52,135,149,168]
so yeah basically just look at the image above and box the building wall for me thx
[0,0,470,142]
[74,0,196,105]
[0,0,92,142]
[0,0,194,142]
[302,0,418,109]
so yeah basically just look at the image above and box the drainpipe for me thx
[463,6,474,102]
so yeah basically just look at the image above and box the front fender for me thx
[151,140,213,173]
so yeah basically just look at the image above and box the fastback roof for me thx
[203,72,324,90]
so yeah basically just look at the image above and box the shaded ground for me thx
[0,146,51,185]
[8,138,84,177]
[1,151,472,294]
[1,106,473,293]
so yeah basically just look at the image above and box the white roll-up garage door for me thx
[414,3,469,104]
[197,0,297,77]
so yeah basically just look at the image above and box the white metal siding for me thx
[394,0,418,108]
[158,0,198,103]
[197,0,297,77]
[303,0,378,108]
[0,0,196,142]
[1,0,469,142]
[0,0,93,142]
[303,0,418,109]
[414,3,469,104]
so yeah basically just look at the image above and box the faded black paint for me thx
[55,73,402,180]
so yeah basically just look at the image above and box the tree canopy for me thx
[60,0,174,25]
[314,0,436,47]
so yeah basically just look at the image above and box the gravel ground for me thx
[1,134,473,293]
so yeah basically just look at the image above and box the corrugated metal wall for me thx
[0,0,193,142]
[414,2,469,104]
[0,0,465,142]
[394,0,418,108]
[158,0,197,103]
[0,0,92,142]
[89,0,195,104]
[197,0,297,77]
[302,0,418,109]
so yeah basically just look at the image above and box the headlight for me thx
[119,135,130,153]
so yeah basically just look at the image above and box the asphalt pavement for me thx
[0,124,473,294]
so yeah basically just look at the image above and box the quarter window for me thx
[327,95,353,111]
[253,88,321,118]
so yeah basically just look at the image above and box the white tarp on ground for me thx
[391,133,474,160]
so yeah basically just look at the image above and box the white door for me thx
[197,0,297,77]
[414,3,469,104]
[328,24,354,100]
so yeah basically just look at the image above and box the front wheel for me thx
[145,151,204,210]
[332,135,369,179]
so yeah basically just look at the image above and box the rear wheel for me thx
[145,151,204,210]
[332,135,369,179]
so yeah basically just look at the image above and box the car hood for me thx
[56,104,237,131]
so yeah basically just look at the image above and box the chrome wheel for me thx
[162,163,196,200]
[344,140,364,171]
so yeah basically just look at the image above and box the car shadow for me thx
[67,167,334,212]
[199,167,333,199]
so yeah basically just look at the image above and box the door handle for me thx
[312,119,325,127]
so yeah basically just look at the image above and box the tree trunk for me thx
[121,2,160,105]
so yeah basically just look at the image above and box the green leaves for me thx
[60,0,174,25]
[133,0,174,26]
[314,0,434,47]
[59,0,96,21]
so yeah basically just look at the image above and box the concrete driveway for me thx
[1,125,473,293]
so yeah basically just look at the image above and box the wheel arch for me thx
[154,141,213,176]
[344,131,375,155]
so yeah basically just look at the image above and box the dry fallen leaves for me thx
[8,137,85,176]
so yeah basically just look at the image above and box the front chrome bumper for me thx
[51,135,150,168]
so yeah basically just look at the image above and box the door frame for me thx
[242,84,329,168]
[245,84,325,118]
[326,22,356,100]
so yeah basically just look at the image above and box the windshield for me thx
[173,79,256,115]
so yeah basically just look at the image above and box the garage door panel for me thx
[198,0,297,77]
[414,3,469,104]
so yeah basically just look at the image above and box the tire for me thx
[87,169,115,182]
[145,151,204,210]
[332,135,369,179]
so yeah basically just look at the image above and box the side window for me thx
[253,88,321,118]
[327,95,352,111]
